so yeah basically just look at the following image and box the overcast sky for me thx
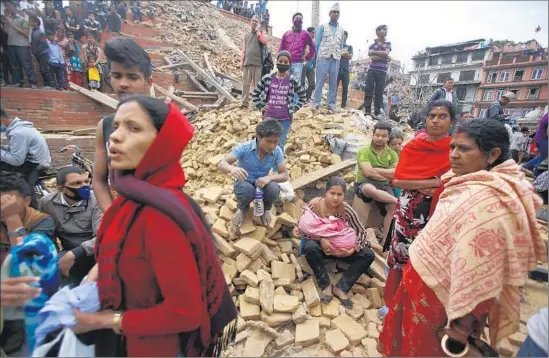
[258,0,548,73]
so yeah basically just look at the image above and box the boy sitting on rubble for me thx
[218,120,289,229]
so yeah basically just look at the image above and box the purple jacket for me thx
[279,29,315,64]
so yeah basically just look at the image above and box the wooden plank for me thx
[183,70,209,92]
[173,91,217,96]
[153,84,198,112]
[163,56,173,66]
[214,70,243,92]
[290,160,355,190]
[70,128,97,136]
[155,62,185,71]
[176,49,236,102]
[68,82,118,109]
[165,85,175,103]
[203,52,216,78]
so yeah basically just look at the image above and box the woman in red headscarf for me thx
[384,99,455,307]
[71,95,237,357]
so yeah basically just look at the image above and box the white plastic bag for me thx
[32,328,95,357]
[278,181,295,202]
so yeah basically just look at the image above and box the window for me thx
[495,89,506,100]
[497,71,510,82]
[526,88,540,100]
[472,50,485,61]
[418,74,430,84]
[456,87,466,101]
[531,67,544,80]
[483,89,494,101]
[441,54,453,64]
[486,72,497,83]
[428,57,438,66]
[513,69,525,81]
[437,72,452,83]
[414,60,423,69]
[459,70,475,82]
[455,53,468,63]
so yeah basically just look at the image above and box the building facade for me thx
[473,40,548,120]
[410,39,491,112]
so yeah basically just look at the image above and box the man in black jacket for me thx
[427,77,459,111]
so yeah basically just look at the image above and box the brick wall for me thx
[1,88,112,131]
[46,136,96,168]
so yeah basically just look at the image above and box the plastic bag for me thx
[32,328,94,357]
[278,181,295,202]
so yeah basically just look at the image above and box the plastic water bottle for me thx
[253,187,265,217]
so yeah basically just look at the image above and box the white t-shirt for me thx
[527,307,548,354]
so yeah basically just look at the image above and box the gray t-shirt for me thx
[6,16,30,47]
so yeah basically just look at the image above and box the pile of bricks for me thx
[192,185,387,357]
[180,105,356,195]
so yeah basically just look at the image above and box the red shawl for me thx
[95,103,236,357]
[393,131,451,214]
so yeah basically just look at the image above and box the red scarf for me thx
[394,131,451,214]
[95,104,236,356]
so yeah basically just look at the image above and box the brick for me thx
[236,316,247,333]
[240,270,259,288]
[356,274,372,287]
[234,237,262,256]
[243,226,267,242]
[260,245,278,263]
[366,288,383,309]
[208,154,225,167]
[236,253,252,272]
[271,261,296,281]
[508,332,527,346]
[346,294,372,319]
[256,269,272,283]
[260,311,292,327]
[370,277,386,291]
[297,256,314,275]
[219,205,234,221]
[247,258,264,273]
[301,278,320,307]
[362,338,381,357]
[325,329,350,355]
[239,295,260,320]
[222,262,237,283]
[274,286,288,296]
[309,303,323,317]
[259,280,274,314]
[367,322,379,340]
[225,198,238,211]
[331,314,368,346]
[274,295,300,313]
[351,285,368,295]
[340,350,352,357]
[295,319,320,347]
[275,329,294,349]
[317,316,331,328]
[364,309,382,325]
[277,212,297,227]
[280,253,290,263]
[292,303,307,324]
[244,286,260,305]
[277,240,294,254]
[290,290,304,301]
[212,218,229,238]
[240,217,256,235]
[322,298,341,319]
[203,186,224,203]
[212,233,236,257]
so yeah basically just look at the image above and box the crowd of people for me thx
[0,0,137,90]
[0,1,548,358]
[217,0,270,29]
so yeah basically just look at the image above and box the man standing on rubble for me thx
[312,3,345,113]
[93,37,152,212]
[336,30,353,108]
[279,12,315,88]
[363,25,391,119]
[240,14,269,109]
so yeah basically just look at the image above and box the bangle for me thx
[112,312,123,335]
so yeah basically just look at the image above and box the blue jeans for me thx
[277,119,292,151]
[313,57,340,110]
[523,138,548,175]
[7,45,36,86]
[516,336,547,357]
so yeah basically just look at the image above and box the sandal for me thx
[338,297,353,308]
[320,292,333,303]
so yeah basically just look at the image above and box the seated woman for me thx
[295,177,375,308]
[71,95,237,357]
[379,119,547,357]
[384,99,454,306]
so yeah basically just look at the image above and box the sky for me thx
[257,0,548,73]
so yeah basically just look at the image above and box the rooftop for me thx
[413,39,487,58]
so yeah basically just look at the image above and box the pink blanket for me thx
[297,208,357,251]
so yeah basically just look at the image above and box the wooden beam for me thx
[290,160,355,190]
[173,90,217,96]
[153,84,198,112]
[68,82,118,109]
[203,52,216,78]
[165,85,175,103]
[176,49,236,102]
[183,70,209,92]
[163,56,173,66]
[70,128,97,136]
[155,62,185,71]
[214,70,243,92]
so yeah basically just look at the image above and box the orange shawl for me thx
[409,160,547,345]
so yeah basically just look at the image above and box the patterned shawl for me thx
[409,160,547,345]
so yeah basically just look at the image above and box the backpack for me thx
[261,45,273,77]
